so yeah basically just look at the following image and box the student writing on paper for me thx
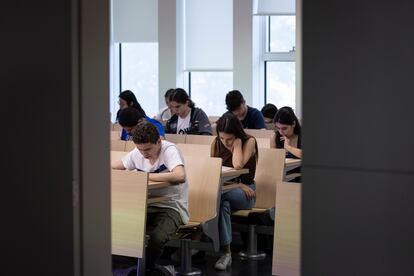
[112,122,188,275]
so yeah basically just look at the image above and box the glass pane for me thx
[269,16,295,52]
[190,72,233,116]
[266,62,295,110]
[121,43,159,117]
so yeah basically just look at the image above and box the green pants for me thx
[145,206,182,269]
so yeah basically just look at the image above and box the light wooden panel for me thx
[176,143,210,157]
[256,137,271,148]
[245,128,274,139]
[184,156,222,222]
[185,134,215,145]
[208,116,220,124]
[111,130,121,140]
[111,170,148,258]
[212,123,217,136]
[111,140,126,151]
[113,123,123,131]
[111,151,128,163]
[273,181,301,276]
[165,133,186,144]
[125,140,136,152]
[254,148,285,209]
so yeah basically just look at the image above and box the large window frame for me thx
[110,42,159,120]
[257,15,296,109]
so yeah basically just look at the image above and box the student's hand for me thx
[282,136,292,152]
[239,184,256,200]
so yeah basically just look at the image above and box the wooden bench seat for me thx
[178,221,201,229]
[232,207,267,217]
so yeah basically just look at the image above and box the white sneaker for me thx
[214,253,232,271]
[155,264,176,276]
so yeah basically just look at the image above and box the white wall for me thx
[159,0,177,108]
[233,0,254,106]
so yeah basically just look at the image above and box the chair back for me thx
[165,133,186,144]
[185,134,215,145]
[176,143,211,157]
[183,156,222,223]
[245,129,274,139]
[111,169,148,258]
[254,148,285,209]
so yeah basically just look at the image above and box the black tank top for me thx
[275,132,302,159]
[213,136,257,185]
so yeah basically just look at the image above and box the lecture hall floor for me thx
[160,233,273,276]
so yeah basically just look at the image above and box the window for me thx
[259,15,296,111]
[266,61,295,108]
[269,16,296,52]
[189,72,233,116]
[119,43,159,117]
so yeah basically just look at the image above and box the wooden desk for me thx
[221,167,249,193]
[148,181,170,190]
[221,166,249,182]
[284,158,302,181]
[111,151,172,191]
[272,181,301,276]
[285,158,301,172]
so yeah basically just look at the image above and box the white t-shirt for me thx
[176,111,191,134]
[121,140,189,223]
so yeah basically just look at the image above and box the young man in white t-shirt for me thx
[112,121,189,275]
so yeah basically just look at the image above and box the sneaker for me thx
[154,264,176,276]
[214,253,232,271]
[170,249,199,262]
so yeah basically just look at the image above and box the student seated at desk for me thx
[112,122,189,275]
[118,107,165,140]
[154,88,175,123]
[210,113,258,271]
[224,90,266,129]
[261,103,278,124]
[117,90,165,140]
[270,106,302,158]
[165,88,212,135]
[270,106,302,181]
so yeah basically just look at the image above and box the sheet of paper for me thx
[222,166,233,172]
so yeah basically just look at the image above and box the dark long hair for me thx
[273,106,301,148]
[215,113,258,162]
[273,106,301,135]
[116,90,146,120]
[169,88,195,108]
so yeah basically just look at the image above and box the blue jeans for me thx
[219,184,256,246]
